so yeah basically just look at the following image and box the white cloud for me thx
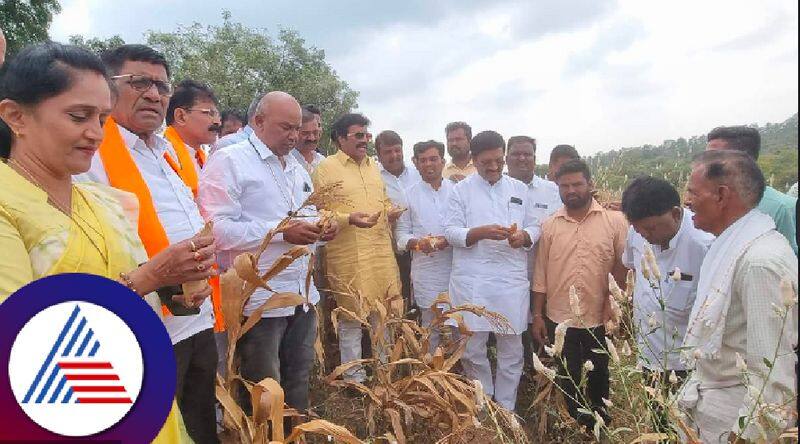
[47,0,798,161]
[49,0,95,42]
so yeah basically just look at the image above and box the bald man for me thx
[198,91,338,418]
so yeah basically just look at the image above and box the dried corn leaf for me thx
[304,252,314,302]
[330,307,370,337]
[630,433,670,443]
[235,252,271,290]
[284,419,363,444]
[220,268,247,378]
[241,292,305,337]
[325,358,377,384]
[384,408,406,444]
[250,377,284,441]
[216,375,254,443]
[262,245,310,282]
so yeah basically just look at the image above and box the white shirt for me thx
[379,162,421,208]
[444,174,542,334]
[76,123,213,345]
[290,148,325,174]
[198,135,319,318]
[212,125,253,154]
[523,175,562,279]
[395,179,454,308]
[622,209,714,371]
[685,230,797,441]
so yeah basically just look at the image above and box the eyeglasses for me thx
[185,108,220,118]
[111,74,173,97]
[346,132,373,141]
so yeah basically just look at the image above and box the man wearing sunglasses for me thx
[312,113,402,384]
[164,79,222,196]
[78,44,220,444]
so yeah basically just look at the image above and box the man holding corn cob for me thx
[312,113,403,383]
[376,130,420,312]
[396,140,453,353]
[198,91,338,417]
[445,130,541,411]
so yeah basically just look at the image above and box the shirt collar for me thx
[553,198,604,222]
[447,159,473,170]
[665,208,692,250]
[379,161,412,178]
[117,122,171,155]
[422,177,449,192]
[334,149,372,167]
[475,173,507,188]
[519,174,546,189]
[248,134,276,161]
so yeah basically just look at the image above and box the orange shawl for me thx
[98,118,224,330]
[163,126,206,197]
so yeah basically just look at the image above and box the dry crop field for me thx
[214,184,798,444]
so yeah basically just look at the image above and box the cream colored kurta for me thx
[312,151,401,315]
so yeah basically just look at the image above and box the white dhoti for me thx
[461,331,523,410]
[680,381,746,444]
[338,312,387,383]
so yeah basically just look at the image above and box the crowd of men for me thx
[0,38,796,443]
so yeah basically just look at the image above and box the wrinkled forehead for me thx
[118,60,169,81]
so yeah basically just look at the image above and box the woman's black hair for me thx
[0,42,110,159]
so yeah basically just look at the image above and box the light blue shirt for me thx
[757,186,797,255]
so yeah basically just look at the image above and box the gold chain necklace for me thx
[8,159,110,266]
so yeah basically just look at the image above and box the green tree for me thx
[0,0,61,56]
[146,11,358,154]
[68,34,126,54]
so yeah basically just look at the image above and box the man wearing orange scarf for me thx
[76,45,220,444]
[163,80,221,197]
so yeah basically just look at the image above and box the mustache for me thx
[208,123,222,132]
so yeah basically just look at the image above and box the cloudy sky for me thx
[50,0,798,159]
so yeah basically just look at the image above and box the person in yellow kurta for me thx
[312,113,402,383]
[0,43,217,443]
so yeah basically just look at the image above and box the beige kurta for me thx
[312,151,401,316]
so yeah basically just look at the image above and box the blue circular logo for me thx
[0,273,176,442]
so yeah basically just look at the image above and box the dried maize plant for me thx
[526,364,573,438]
[215,181,361,443]
[216,374,362,444]
[325,289,528,444]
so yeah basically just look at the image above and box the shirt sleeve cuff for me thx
[446,227,470,249]
[522,227,539,251]
[396,233,413,253]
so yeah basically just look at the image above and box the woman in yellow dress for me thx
[0,43,216,443]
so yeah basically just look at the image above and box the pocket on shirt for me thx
[592,241,614,262]
[663,280,695,313]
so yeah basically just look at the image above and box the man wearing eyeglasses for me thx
[312,113,402,384]
[77,44,220,444]
[163,80,222,196]
[445,131,541,411]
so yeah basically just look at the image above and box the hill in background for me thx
[554,113,798,194]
